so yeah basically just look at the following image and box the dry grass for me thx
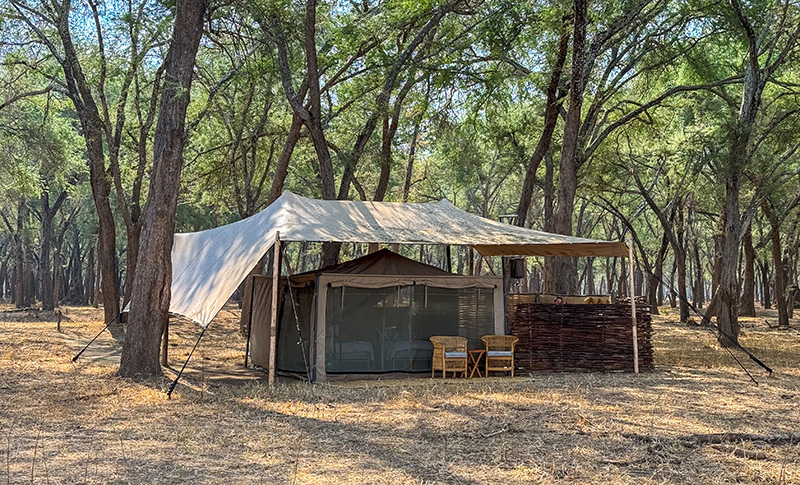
[1,302,799,484]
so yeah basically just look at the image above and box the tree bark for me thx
[692,241,705,309]
[516,29,569,227]
[649,232,669,314]
[267,114,303,204]
[550,0,588,295]
[50,0,120,323]
[67,227,84,304]
[40,194,54,310]
[119,0,208,378]
[758,258,771,309]
[763,203,789,327]
[85,244,95,305]
[739,224,756,316]
[12,199,25,308]
[39,191,67,310]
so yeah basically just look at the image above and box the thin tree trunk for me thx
[542,151,556,293]
[85,245,95,305]
[693,241,705,309]
[13,199,25,308]
[119,0,208,378]
[67,227,83,304]
[763,204,789,327]
[740,224,756,316]
[267,114,303,204]
[40,195,54,310]
[669,259,677,308]
[515,28,569,226]
[649,232,669,314]
[402,109,423,203]
[758,258,771,309]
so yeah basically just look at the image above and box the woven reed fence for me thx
[508,299,653,373]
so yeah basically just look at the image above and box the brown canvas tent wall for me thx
[247,250,503,381]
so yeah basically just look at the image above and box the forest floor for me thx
[1,303,799,484]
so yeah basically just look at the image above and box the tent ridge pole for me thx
[628,238,639,374]
[269,232,281,387]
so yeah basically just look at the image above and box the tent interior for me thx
[246,249,504,381]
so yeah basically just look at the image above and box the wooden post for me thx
[628,238,639,374]
[268,232,281,387]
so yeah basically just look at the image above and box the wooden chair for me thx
[481,335,519,377]
[429,336,468,378]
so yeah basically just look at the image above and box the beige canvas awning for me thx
[169,191,627,324]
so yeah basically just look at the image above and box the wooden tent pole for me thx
[268,232,281,387]
[243,273,256,367]
[628,238,639,374]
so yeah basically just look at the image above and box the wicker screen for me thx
[324,285,494,374]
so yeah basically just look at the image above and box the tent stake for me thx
[268,232,281,387]
[72,316,118,362]
[628,238,639,374]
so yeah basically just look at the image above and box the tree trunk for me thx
[67,227,83,304]
[85,245,95,305]
[676,249,689,322]
[586,257,595,294]
[402,114,422,203]
[266,114,303,204]
[12,200,24,308]
[669,259,677,308]
[122,224,140,306]
[649,232,669,314]
[550,0,587,295]
[0,251,7,299]
[51,0,120,323]
[758,259,771,309]
[374,111,393,201]
[693,241,705,309]
[16,198,35,308]
[739,224,756,316]
[40,195,54,310]
[119,0,208,378]
[515,29,569,226]
[763,204,789,327]
[542,152,556,293]
[53,224,67,307]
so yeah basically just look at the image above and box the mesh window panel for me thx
[276,285,314,373]
[325,285,494,373]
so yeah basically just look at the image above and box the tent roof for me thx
[169,191,627,324]
[302,248,450,275]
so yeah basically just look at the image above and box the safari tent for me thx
[165,191,632,383]
[247,249,504,381]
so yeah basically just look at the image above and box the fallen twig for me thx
[481,427,508,439]
[710,444,768,460]
[683,432,800,446]
[624,431,800,448]
[597,457,647,466]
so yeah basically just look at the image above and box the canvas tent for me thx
[165,190,634,383]
[247,249,504,381]
[169,191,627,326]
